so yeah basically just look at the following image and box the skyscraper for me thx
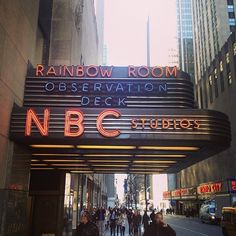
[191,0,236,108]
[171,0,236,212]
[177,0,194,80]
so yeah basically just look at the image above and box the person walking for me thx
[127,209,134,235]
[120,211,126,236]
[150,210,155,224]
[110,209,117,236]
[143,212,176,236]
[133,210,142,236]
[76,211,99,236]
[142,210,150,231]
[96,207,106,236]
[116,210,123,235]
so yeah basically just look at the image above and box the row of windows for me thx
[207,43,236,104]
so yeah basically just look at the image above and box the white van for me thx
[199,202,217,224]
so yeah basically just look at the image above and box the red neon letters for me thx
[96,109,121,137]
[25,108,50,136]
[25,109,121,138]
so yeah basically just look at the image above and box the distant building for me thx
[106,174,116,208]
[176,0,194,81]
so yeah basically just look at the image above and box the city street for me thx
[165,215,223,236]
[104,215,223,236]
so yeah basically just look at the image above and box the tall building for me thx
[167,0,236,215]
[177,0,194,80]
[0,0,107,235]
[192,0,236,108]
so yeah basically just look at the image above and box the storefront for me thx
[163,179,236,218]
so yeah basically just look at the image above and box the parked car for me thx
[221,207,236,236]
[199,202,217,224]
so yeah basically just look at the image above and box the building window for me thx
[229,18,236,26]
[234,43,236,55]
[228,72,232,85]
[220,61,224,71]
[209,75,213,103]
[220,72,225,92]
[228,5,234,13]
[227,0,234,5]
[214,69,218,98]
[226,52,230,64]
[209,75,213,85]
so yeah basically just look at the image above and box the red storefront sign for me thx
[163,191,171,200]
[171,189,181,199]
[230,180,236,192]
[197,182,222,195]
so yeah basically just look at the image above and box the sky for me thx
[104,0,178,66]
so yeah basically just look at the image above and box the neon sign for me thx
[35,65,177,78]
[24,108,201,138]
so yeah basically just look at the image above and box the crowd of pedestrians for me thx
[75,207,176,236]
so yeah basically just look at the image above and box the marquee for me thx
[9,65,231,173]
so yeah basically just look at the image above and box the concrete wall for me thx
[0,1,39,235]
[0,0,39,188]
[50,0,98,65]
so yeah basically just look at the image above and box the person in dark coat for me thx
[143,212,176,236]
[133,210,142,236]
[150,210,155,223]
[127,209,134,235]
[76,211,99,236]
[142,210,150,231]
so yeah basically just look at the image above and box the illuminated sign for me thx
[35,65,177,78]
[197,182,222,195]
[163,191,171,200]
[24,65,194,108]
[171,189,181,199]
[230,180,236,193]
[9,65,231,173]
[131,118,200,130]
[23,108,202,138]
[181,187,197,199]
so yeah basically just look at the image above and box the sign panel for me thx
[180,187,197,200]
[171,189,181,199]
[163,191,171,200]
[230,180,236,193]
[8,65,232,173]
[197,182,222,195]
[10,107,230,143]
[24,65,194,108]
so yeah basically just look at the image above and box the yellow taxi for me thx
[221,207,236,236]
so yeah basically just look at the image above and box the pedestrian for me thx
[127,209,134,235]
[105,208,110,230]
[120,211,126,236]
[110,209,117,236]
[76,211,99,236]
[142,210,150,231]
[133,210,142,236]
[143,212,176,236]
[116,210,122,235]
[150,210,155,224]
[96,207,106,236]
